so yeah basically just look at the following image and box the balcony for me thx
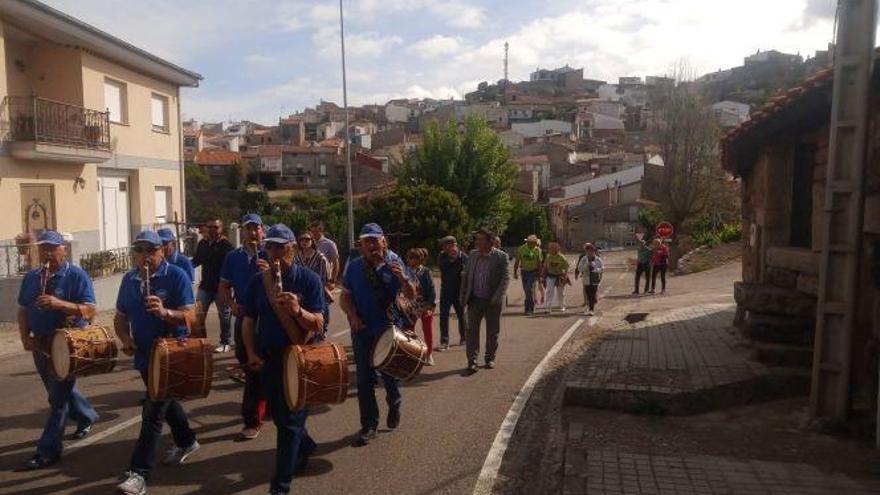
[5,96,112,163]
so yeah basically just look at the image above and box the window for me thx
[319,164,327,177]
[154,187,171,223]
[151,94,169,132]
[104,79,127,124]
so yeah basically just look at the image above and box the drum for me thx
[283,342,349,411]
[189,301,207,339]
[371,326,427,381]
[50,326,118,380]
[148,338,213,400]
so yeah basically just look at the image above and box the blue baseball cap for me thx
[359,223,384,239]
[240,213,263,226]
[36,230,65,246]
[264,224,295,244]
[133,230,163,247]
[157,228,176,243]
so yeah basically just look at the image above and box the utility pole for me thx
[503,42,509,82]
[810,0,877,424]
[339,0,355,250]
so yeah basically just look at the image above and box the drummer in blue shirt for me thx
[241,224,325,495]
[219,213,270,440]
[157,228,194,284]
[114,230,199,495]
[17,230,98,470]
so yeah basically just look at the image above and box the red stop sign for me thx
[656,221,674,239]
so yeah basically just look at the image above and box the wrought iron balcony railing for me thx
[6,96,111,151]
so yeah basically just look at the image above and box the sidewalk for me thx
[557,262,880,495]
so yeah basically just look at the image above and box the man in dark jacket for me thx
[192,217,234,352]
[437,236,468,351]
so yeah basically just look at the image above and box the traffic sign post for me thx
[656,221,674,239]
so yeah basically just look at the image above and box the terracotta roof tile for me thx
[195,150,240,166]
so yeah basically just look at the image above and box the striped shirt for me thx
[294,250,329,284]
[472,254,493,299]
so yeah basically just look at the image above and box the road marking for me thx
[330,328,351,339]
[472,317,587,495]
[67,415,142,452]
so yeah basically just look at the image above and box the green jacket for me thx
[637,245,652,265]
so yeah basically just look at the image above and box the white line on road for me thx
[472,317,587,495]
[67,415,142,452]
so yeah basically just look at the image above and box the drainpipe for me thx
[176,87,186,224]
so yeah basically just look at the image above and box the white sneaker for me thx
[117,471,146,495]
[163,440,200,465]
[425,356,435,366]
[560,307,567,313]
[214,344,230,353]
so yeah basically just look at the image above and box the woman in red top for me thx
[649,238,669,294]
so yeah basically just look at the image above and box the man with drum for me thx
[157,228,194,284]
[17,230,99,470]
[115,230,199,495]
[219,213,269,441]
[339,223,415,446]
[240,224,326,495]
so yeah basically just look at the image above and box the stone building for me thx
[721,65,880,410]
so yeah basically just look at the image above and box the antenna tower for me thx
[503,42,509,81]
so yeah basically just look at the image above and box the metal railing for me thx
[0,242,72,279]
[79,247,132,279]
[6,95,111,151]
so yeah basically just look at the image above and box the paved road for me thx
[0,252,631,495]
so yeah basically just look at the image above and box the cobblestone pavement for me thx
[564,447,880,495]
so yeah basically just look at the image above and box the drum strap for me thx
[262,268,306,345]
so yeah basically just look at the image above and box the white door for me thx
[99,177,131,250]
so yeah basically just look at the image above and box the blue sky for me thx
[43,0,840,125]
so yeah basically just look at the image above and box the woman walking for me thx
[576,243,603,315]
[407,248,437,365]
[542,241,570,313]
[649,238,670,294]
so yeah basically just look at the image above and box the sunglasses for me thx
[131,245,159,254]
[265,241,289,250]
[298,237,313,242]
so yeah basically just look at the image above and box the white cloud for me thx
[313,28,402,57]
[244,54,277,64]
[407,35,463,58]
[354,0,484,28]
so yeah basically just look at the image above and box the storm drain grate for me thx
[623,312,649,324]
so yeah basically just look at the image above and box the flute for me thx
[40,261,50,295]
[142,263,151,305]
[274,259,283,296]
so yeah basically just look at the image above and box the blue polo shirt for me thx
[116,261,194,371]
[342,250,410,337]
[220,247,268,305]
[17,262,95,337]
[167,250,195,284]
[243,265,324,358]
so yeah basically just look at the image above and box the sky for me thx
[42,0,844,125]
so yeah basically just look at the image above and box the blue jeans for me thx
[351,330,401,430]
[197,289,232,344]
[32,350,98,459]
[129,372,196,477]
[521,270,538,313]
[262,355,315,494]
[439,291,466,345]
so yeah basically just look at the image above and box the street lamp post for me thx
[339,0,355,250]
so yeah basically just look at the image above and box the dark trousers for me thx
[129,372,196,478]
[634,263,651,293]
[351,330,401,430]
[439,291,466,345]
[197,289,232,344]
[233,317,266,429]
[261,355,315,494]
[32,350,98,459]
[585,285,599,311]
[466,298,502,365]
[651,264,668,292]
[521,270,538,312]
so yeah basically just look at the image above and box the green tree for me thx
[239,191,270,216]
[399,116,517,234]
[365,184,471,256]
[503,196,550,247]
[226,162,247,190]
[185,164,210,190]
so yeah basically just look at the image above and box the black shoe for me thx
[72,423,93,440]
[467,362,479,373]
[387,406,401,429]
[355,428,377,446]
[485,361,495,369]
[631,290,639,295]
[295,442,316,473]
[22,454,57,471]
[459,338,466,346]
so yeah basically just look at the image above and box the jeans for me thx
[261,355,315,494]
[438,291,466,345]
[129,372,196,478]
[233,317,266,429]
[32,350,98,459]
[521,270,538,313]
[585,285,599,311]
[197,289,232,345]
[351,330,401,430]
[634,263,651,293]
[651,265,668,292]
[466,298,502,365]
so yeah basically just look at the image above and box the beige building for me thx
[0,0,200,269]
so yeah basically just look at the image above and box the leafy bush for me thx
[690,221,742,248]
